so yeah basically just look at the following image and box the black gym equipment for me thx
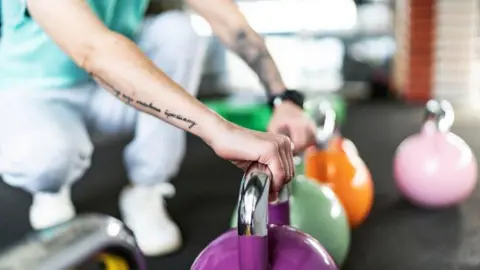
[0,214,145,270]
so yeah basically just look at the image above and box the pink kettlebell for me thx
[394,100,478,208]
[191,163,338,270]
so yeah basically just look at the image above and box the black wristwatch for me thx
[268,89,305,110]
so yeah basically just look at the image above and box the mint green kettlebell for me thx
[230,157,351,266]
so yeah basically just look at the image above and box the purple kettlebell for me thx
[191,163,338,270]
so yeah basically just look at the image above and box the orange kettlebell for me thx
[304,101,374,228]
[334,136,359,158]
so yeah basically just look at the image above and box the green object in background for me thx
[205,100,272,131]
[230,174,351,266]
[204,94,346,131]
[304,95,347,125]
[294,156,305,175]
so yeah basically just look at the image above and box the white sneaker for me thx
[29,187,76,230]
[119,183,182,256]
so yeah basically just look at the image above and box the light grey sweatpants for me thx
[0,11,208,193]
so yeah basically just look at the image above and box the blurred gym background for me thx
[194,0,396,101]
[2,0,480,269]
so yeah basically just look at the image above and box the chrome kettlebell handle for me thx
[0,214,145,270]
[238,163,272,237]
[424,99,455,132]
[312,100,337,148]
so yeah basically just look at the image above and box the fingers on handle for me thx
[267,155,286,192]
[289,128,306,153]
[264,135,293,192]
[278,136,290,177]
[280,135,294,180]
[274,132,295,180]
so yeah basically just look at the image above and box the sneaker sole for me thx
[140,238,183,257]
[30,211,76,230]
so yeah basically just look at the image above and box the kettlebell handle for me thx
[237,163,272,237]
[237,163,271,270]
[312,100,337,148]
[424,99,455,132]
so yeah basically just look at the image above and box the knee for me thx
[139,12,207,94]
[144,11,202,52]
[0,132,93,193]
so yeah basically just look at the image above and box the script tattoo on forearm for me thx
[90,73,197,129]
[113,89,134,104]
[136,100,162,113]
[90,73,135,105]
[165,110,196,129]
[229,30,284,93]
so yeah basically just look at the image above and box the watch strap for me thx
[268,89,305,109]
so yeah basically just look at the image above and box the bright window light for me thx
[237,0,357,33]
[191,0,357,36]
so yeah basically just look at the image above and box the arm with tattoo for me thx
[229,30,286,95]
[26,0,224,144]
[187,0,287,95]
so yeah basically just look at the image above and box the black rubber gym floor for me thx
[1,101,480,270]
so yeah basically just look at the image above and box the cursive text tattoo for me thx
[136,100,162,113]
[89,73,197,129]
[123,93,134,104]
[165,110,196,129]
[91,74,135,104]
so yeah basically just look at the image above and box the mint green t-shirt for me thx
[0,0,149,89]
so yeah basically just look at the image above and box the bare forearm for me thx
[85,33,221,142]
[187,0,286,95]
[27,0,224,145]
[226,28,286,95]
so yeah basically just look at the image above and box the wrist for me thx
[196,110,230,148]
[268,89,305,110]
[268,83,289,95]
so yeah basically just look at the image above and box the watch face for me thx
[273,97,283,107]
[269,90,305,109]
